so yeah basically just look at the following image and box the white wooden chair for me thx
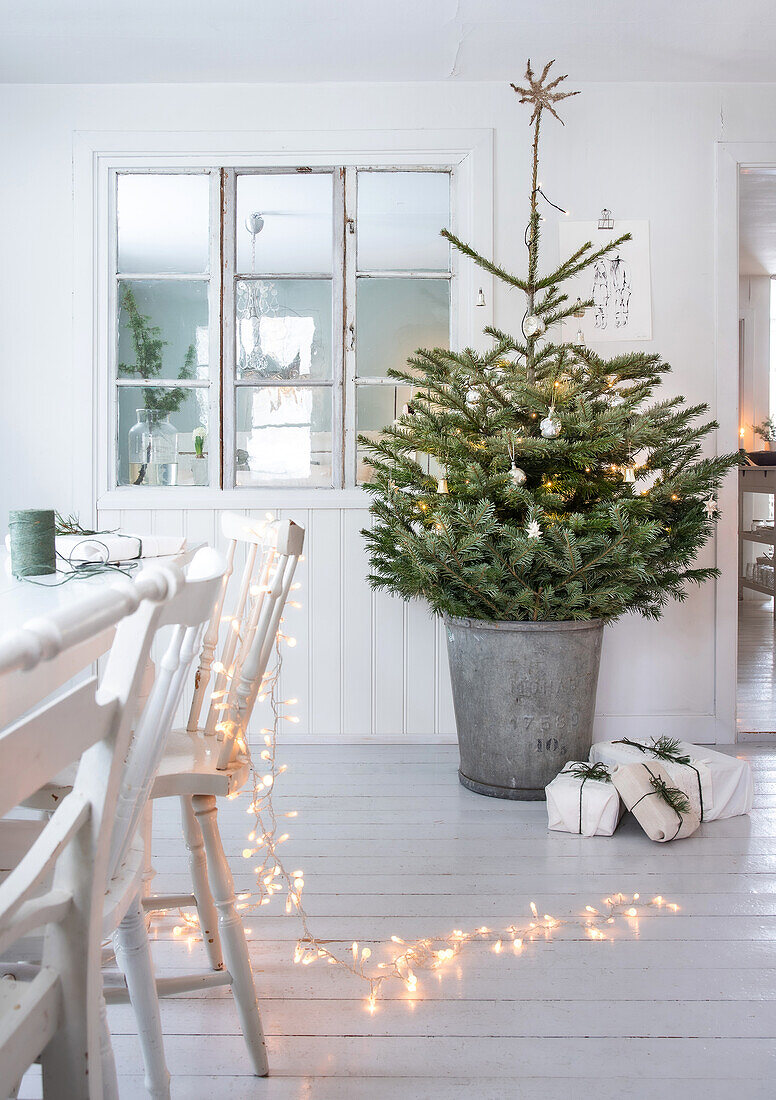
[0,549,226,1099]
[139,514,305,1076]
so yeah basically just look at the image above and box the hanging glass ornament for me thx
[465,387,480,407]
[623,464,636,483]
[436,477,449,494]
[523,313,545,338]
[540,410,561,438]
[573,298,585,318]
[574,328,586,346]
[509,463,527,486]
[608,391,625,407]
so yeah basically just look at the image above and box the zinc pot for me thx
[444,616,604,800]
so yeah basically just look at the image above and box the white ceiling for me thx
[740,169,776,277]
[2,0,776,84]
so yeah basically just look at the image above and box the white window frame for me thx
[74,128,494,512]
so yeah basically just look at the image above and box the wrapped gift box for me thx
[611,760,701,842]
[590,737,753,821]
[545,762,623,837]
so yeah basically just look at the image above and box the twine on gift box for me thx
[613,736,705,821]
[564,761,612,835]
[630,763,691,841]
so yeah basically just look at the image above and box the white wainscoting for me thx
[98,501,725,746]
[98,504,458,743]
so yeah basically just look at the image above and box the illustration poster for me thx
[557,220,652,342]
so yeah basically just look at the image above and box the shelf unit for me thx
[739,466,776,618]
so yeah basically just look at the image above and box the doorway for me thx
[737,167,776,737]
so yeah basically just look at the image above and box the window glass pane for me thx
[357,172,450,272]
[117,174,210,274]
[236,386,332,487]
[236,279,331,381]
[236,174,333,274]
[356,277,449,378]
[356,383,415,484]
[118,280,209,382]
[117,387,209,487]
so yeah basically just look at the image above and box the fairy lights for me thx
[162,552,681,1015]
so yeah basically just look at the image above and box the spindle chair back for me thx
[186,514,304,767]
[0,564,184,1099]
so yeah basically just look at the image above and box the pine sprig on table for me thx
[54,512,99,537]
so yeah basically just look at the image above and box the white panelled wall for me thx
[7,80,776,742]
[98,505,457,741]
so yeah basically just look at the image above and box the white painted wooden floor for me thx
[20,744,776,1099]
[738,597,776,735]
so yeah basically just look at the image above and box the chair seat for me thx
[21,728,252,812]
[149,728,251,800]
[0,819,147,939]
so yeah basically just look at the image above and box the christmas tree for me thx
[360,61,739,624]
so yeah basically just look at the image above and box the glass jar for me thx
[128,409,178,486]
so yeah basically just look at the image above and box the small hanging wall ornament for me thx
[523,312,545,338]
[540,409,561,438]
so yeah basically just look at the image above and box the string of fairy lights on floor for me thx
[169,533,679,1014]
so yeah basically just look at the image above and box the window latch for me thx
[346,217,355,235]
[348,323,355,351]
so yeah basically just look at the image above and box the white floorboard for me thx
[738,597,776,735]
[18,744,776,1098]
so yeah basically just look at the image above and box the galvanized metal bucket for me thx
[444,616,604,800]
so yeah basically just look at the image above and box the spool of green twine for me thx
[8,509,56,578]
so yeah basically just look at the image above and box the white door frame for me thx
[715,141,776,743]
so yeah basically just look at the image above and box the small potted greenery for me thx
[751,418,776,465]
[192,427,208,485]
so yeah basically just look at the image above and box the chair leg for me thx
[114,896,171,1100]
[98,988,120,1100]
[180,794,224,970]
[193,794,269,1077]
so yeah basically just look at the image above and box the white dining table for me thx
[0,548,191,726]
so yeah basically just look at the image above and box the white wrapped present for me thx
[611,760,701,842]
[590,736,753,821]
[546,762,623,837]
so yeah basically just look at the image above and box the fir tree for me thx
[359,61,739,624]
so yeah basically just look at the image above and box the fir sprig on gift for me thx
[567,762,612,783]
[359,60,740,624]
[648,774,691,816]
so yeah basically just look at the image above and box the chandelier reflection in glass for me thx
[237,281,323,382]
[238,281,279,377]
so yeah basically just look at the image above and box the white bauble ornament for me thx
[465,387,479,407]
[540,412,561,438]
[608,392,625,407]
[508,463,527,486]
[523,313,545,338]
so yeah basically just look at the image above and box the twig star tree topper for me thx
[359,60,739,624]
